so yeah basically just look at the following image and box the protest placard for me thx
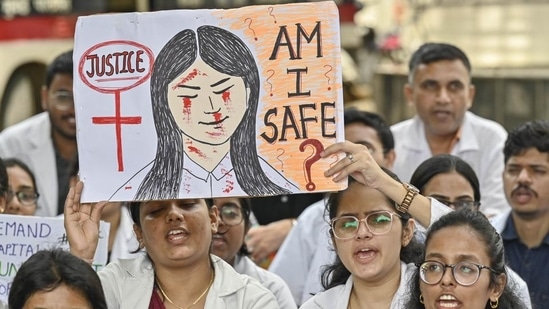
[0,215,109,303]
[73,1,346,202]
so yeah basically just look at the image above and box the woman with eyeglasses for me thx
[210,197,296,309]
[409,154,532,308]
[406,209,526,309]
[410,154,481,212]
[3,158,39,216]
[301,141,451,309]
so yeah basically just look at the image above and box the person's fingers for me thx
[324,151,362,179]
[64,186,76,215]
[320,141,347,157]
[91,201,108,223]
[252,247,268,263]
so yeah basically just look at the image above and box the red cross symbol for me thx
[92,91,142,172]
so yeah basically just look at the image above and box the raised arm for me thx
[322,141,433,227]
[63,181,107,264]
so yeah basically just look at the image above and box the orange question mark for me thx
[268,7,277,23]
[244,18,257,41]
[266,69,275,96]
[299,139,325,191]
[276,148,285,172]
[323,65,333,90]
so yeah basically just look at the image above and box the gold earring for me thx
[490,298,498,308]
[139,239,144,249]
[419,294,424,304]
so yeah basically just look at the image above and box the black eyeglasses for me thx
[218,204,244,226]
[330,210,401,239]
[431,198,480,211]
[49,91,74,110]
[7,189,39,206]
[417,260,497,286]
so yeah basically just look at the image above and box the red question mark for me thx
[299,139,325,191]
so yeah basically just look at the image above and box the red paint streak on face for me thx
[172,69,199,90]
[188,145,205,158]
[182,97,192,115]
[207,132,224,137]
[222,90,231,105]
[213,112,222,122]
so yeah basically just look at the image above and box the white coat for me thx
[234,254,297,309]
[99,254,280,309]
[299,262,413,309]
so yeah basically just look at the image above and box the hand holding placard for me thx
[63,182,107,263]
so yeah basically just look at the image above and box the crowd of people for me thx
[0,40,548,309]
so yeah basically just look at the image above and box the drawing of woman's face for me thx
[168,58,249,145]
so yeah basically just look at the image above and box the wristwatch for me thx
[396,182,419,214]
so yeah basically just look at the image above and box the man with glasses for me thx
[0,50,75,217]
[491,120,549,309]
[269,108,396,305]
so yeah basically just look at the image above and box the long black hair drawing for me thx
[134,25,292,200]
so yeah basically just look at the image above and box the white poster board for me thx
[0,215,109,303]
[73,1,347,203]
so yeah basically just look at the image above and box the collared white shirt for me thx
[391,111,509,217]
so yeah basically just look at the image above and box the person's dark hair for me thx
[8,249,107,309]
[407,209,525,309]
[408,43,471,84]
[45,50,73,88]
[503,120,549,164]
[410,154,480,202]
[136,26,290,200]
[321,168,423,290]
[0,157,8,197]
[344,108,394,154]
[3,158,39,195]
[237,197,252,256]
